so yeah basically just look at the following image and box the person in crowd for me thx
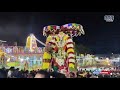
[54,72,66,78]
[0,69,7,78]
[7,67,15,78]
[11,68,19,78]
[34,70,50,78]
[27,73,34,78]
[1,66,120,78]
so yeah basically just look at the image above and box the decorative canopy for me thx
[43,25,60,36]
[61,23,85,37]
[43,23,85,37]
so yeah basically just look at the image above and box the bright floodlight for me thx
[106,58,109,60]
[95,57,99,60]
[20,58,24,62]
[7,58,10,62]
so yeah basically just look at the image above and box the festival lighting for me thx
[20,58,24,62]
[7,58,10,62]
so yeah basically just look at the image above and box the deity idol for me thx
[42,23,85,72]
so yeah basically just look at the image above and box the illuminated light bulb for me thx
[7,58,10,62]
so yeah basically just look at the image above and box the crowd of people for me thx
[0,66,120,78]
[0,67,66,78]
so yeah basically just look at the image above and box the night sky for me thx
[0,12,120,54]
